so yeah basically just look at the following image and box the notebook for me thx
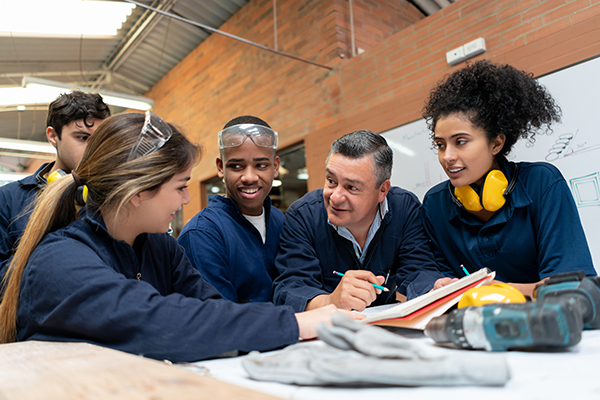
[360,268,496,330]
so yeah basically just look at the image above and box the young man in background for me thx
[0,91,110,278]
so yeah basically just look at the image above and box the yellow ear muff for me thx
[481,170,508,212]
[76,185,88,206]
[454,185,483,212]
[47,169,67,184]
[454,169,509,212]
[47,169,87,205]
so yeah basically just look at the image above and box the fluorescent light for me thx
[0,0,135,38]
[0,77,154,111]
[210,186,221,193]
[0,138,56,154]
[272,179,283,187]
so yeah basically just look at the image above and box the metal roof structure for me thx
[1,0,247,142]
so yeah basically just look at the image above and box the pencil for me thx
[332,271,390,292]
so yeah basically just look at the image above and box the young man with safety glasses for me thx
[178,116,283,303]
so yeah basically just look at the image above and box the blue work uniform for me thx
[178,195,283,303]
[273,187,445,312]
[0,162,53,278]
[422,161,596,282]
[16,208,298,362]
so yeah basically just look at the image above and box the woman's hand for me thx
[294,305,364,339]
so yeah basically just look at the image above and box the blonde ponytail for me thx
[0,176,79,343]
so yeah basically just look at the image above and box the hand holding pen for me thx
[306,270,390,312]
[333,271,389,292]
[324,270,387,312]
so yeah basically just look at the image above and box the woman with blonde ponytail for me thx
[0,112,350,362]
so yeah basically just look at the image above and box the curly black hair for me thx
[422,60,561,159]
[46,90,111,139]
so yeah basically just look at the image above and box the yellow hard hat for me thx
[458,282,527,308]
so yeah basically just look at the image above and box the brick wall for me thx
[305,0,600,191]
[146,0,600,221]
[333,0,424,58]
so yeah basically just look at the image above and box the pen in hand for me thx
[333,271,389,292]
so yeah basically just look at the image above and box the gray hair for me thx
[326,130,393,187]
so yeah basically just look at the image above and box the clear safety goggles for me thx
[127,110,173,161]
[218,124,278,149]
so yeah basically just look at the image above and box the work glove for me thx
[242,314,510,386]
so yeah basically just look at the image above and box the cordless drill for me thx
[424,271,600,351]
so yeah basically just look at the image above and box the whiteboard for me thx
[381,56,600,267]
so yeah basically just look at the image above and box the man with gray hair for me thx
[273,130,444,312]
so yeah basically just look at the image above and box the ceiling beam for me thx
[93,0,178,89]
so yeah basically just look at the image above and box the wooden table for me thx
[0,341,281,400]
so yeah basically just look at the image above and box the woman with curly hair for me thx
[421,60,595,297]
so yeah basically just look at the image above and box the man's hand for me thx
[485,278,549,299]
[306,270,385,312]
[432,277,458,290]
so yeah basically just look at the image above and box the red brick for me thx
[430,31,464,53]
[411,11,442,34]
[480,0,518,18]
[402,47,431,66]
[389,43,417,63]
[460,0,489,18]
[369,91,394,109]
[419,50,446,68]
[431,59,448,73]
[461,15,500,38]
[429,10,461,34]
[390,62,419,81]
[523,0,568,21]
[570,3,600,25]
[404,65,433,83]
[488,36,526,58]
[366,75,391,93]
[499,0,539,21]
[416,29,447,50]
[483,14,522,38]
[443,11,482,37]
[421,69,448,88]
[392,80,420,98]
[373,41,401,62]
[545,0,590,24]
[526,17,571,42]
[502,16,543,42]
[377,77,409,96]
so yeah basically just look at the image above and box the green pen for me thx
[461,265,470,276]
[333,271,389,292]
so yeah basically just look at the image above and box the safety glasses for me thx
[127,110,173,161]
[218,124,278,149]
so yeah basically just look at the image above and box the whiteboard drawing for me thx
[570,172,600,208]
